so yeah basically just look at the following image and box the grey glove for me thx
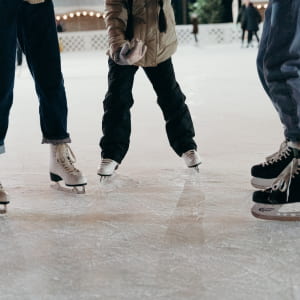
[114,39,147,66]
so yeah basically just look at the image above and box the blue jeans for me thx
[257,0,300,142]
[0,0,70,154]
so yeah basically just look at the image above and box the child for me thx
[0,0,87,207]
[98,0,201,177]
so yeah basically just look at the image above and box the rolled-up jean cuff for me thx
[0,144,5,154]
[42,137,71,144]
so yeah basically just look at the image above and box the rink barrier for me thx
[58,24,243,52]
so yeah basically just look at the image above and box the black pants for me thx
[248,30,260,44]
[100,58,197,164]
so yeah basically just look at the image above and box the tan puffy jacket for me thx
[105,0,178,67]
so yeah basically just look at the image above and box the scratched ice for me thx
[1,44,300,300]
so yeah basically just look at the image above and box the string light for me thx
[56,10,103,21]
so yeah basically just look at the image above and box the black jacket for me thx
[245,4,262,31]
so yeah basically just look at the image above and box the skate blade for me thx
[189,164,201,173]
[99,175,112,183]
[51,183,86,194]
[251,203,300,221]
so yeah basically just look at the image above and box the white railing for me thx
[58,24,243,52]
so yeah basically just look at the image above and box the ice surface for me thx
[1,44,300,300]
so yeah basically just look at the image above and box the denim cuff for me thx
[0,144,5,155]
[42,137,71,144]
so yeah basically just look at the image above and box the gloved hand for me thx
[113,39,147,66]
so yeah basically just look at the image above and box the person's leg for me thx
[17,0,86,190]
[257,2,272,99]
[0,0,21,155]
[252,0,300,210]
[241,28,246,45]
[100,59,138,164]
[17,0,70,144]
[143,58,197,157]
[254,31,260,43]
[263,0,300,142]
[247,30,253,47]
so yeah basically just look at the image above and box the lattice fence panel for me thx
[58,24,243,52]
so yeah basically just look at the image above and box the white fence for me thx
[58,24,243,52]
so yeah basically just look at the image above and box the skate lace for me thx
[185,150,197,159]
[101,158,114,165]
[263,141,291,166]
[271,158,300,201]
[56,144,80,175]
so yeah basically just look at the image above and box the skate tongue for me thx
[56,144,79,174]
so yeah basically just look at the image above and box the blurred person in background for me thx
[237,1,247,47]
[245,2,261,47]
[190,13,199,43]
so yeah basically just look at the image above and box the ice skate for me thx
[182,150,201,172]
[251,141,293,189]
[50,144,87,194]
[97,158,119,181]
[251,147,300,221]
[0,183,9,214]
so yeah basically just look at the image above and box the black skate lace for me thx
[56,144,80,175]
[262,141,291,166]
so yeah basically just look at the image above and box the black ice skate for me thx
[251,148,300,221]
[251,141,293,189]
[0,183,9,214]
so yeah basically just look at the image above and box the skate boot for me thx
[251,147,300,221]
[97,158,119,181]
[50,144,87,194]
[0,183,9,214]
[251,141,293,189]
[182,149,201,172]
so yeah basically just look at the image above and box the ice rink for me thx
[1,44,300,300]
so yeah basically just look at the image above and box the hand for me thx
[114,39,147,66]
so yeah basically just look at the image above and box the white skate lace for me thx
[271,158,300,202]
[56,144,80,175]
[263,141,291,166]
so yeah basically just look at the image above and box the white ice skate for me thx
[50,144,87,194]
[182,150,202,172]
[0,183,9,214]
[97,158,119,181]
